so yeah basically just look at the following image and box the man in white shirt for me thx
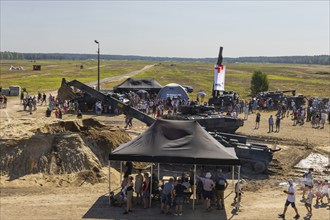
[278,178,300,219]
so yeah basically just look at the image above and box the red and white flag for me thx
[214,64,225,91]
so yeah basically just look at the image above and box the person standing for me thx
[278,178,300,219]
[142,173,150,209]
[124,161,133,178]
[215,169,228,210]
[123,176,134,214]
[268,115,274,133]
[320,110,327,129]
[198,172,215,211]
[41,93,47,105]
[234,180,243,211]
[302,168,314,200]
[321,180,330,204]
[173,178,187,216]
[135,169,143,205]
[161,178,174,215]
[255,112,261,129]
[275,115,281,132]
[244,105,249,120]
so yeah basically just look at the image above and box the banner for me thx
[214,64,225,91]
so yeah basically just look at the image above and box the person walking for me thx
[268,115,274,133]
[234,180,243,211]
[304,187,313,217]
[278,179,300,219]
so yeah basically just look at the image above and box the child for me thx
[110,191,119,207]
[305,187,314,217]
[315,180,323,206]
[321,180,330,204]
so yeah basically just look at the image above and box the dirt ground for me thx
[1,96,330,220]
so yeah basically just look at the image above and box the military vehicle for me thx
[208,47,240,111]
[164,104,244,133]
[254,90,307,109]
[211,132,280,174]
[208,90,240,111]
[58,78,243,133]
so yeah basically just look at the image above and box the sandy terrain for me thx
[1,94,330,219]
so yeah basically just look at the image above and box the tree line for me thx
[1,51,329,65]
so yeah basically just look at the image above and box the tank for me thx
[163,105,244,133]
[211,132,280,174]
[208,90,240,111]
[254,90,306,109]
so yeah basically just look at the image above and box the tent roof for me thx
[113,78,163,90]
[157,83,189,100]
[109,119,240,165]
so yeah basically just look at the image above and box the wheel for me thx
[253,161,266,174]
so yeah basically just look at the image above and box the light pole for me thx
[94,40,100,91]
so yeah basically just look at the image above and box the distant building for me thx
[0,85,21,96]
[33,65,41,71]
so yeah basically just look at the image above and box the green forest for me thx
[1,51,329,65]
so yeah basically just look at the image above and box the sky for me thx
[1,0,329,58]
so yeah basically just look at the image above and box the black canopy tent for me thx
[108,119,241,210]
[113,78,163,94]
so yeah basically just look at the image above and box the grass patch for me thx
[1,60,329,99]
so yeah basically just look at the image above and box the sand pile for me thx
[0,118,131,181]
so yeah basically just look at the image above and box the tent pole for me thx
[108,160,111,205]
[238,165,241,182]
[120,161,122,185]
[150,163,153,208]
[157,163,160,182]
[232,166,235,188]
[193,164,196,211]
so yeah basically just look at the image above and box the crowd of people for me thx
[109,164,329,218]
[279,168,329,219]
[110,165,241,216]
[16,89,330,134]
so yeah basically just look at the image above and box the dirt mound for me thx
[0,118,131,180]
[35,118,106,134]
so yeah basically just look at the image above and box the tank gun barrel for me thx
[217,46,223,65]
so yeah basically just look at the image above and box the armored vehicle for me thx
[211,132,280,174]
[164,104,244,133]
[208,90,240,111]
[255,90,306,109]
[208,47,240,111]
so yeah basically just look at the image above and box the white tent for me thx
[157,83,189,100]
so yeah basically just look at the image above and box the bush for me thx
[250,70,269,95]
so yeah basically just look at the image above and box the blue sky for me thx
[1,1,329,58]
